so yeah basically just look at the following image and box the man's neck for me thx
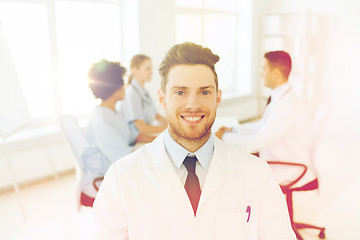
[168,129,211,153]
[271,79,288,90]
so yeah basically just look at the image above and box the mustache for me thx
[180,110,206,115]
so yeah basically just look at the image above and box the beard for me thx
[167,109,216,143]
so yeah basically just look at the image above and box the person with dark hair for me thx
[81,60,155,207]
[92,44,295,239]
[216,50,314,187]
[116,54,167,135]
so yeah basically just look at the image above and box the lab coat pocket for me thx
[214,212,251,239]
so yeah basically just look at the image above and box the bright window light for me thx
[0,0,136,120]
[56,1,122,115]
[203,13,236,92]
[204,0,237,12]
[176,14,202,44]
[175,0,202,8]
[175,0,253,97]
[0,2,53,118]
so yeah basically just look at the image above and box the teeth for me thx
[183,116,202,122]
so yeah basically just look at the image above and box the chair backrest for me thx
[58,115,87,163]
[59,115,87,211]
[309,102,333,158]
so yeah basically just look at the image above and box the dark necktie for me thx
[183,155,201,216]
[266,96,272,106]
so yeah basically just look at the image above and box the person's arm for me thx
[134,119,167,135]
[222,103,296,152]
[135,133,156,143]
[215,126,232,139]
[154,113,168,126]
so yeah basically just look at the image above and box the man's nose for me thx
[185,94,202,110]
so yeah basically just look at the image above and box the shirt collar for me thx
[132,79,148,97]
[271,82,291,101]
[164,129,214,170]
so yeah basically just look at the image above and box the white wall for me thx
[137,0,175,117]
[256,0,360,111]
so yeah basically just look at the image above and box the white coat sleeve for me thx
[92,165,128,240]
[258,164,296,240]
[222,102,296,152]
[232,120,261,134]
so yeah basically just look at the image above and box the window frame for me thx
[174,0,253,99]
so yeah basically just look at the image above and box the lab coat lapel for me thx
[144,133,192,212]
[198,137,236,208]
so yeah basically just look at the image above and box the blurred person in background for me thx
[117,54,167,135]
[216,51,314,187]
[81,60,154,207]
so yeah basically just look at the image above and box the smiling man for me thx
[160,64,220,152]
[92,42,295,240]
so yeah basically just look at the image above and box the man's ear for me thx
[273,68,282,78]
[216,89,222,107]
[158,89,166,110]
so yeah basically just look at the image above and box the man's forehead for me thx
[167,64,215,82]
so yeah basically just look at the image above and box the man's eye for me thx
[175,91,185,96]
[201,91,211,95]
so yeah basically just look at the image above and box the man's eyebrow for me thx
[169,86,188,91]
[169,85,216,91]
[199,86,216,90]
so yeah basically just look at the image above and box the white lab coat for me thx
[222,83,315,186]
[92,132,295,240]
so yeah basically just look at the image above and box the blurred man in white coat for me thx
[92,43,295,240]
[216,51,315,187]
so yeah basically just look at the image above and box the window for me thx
[0,2,53,118]
[175,0,253,97]
[56,1,123,115]
[260,11,319,103]
[0,0,138,119]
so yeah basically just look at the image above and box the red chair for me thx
[268,161,325,240]
[267,102,332,239]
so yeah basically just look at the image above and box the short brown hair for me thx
[264,51,292,79]
[159,42,220,91]
[88,60,126,100]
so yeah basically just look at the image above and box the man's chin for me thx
[177,129,211,141]
[168,119,214,141]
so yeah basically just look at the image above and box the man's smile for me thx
[181,115,205,123]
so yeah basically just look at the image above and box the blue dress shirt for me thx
[164,129,214,189]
